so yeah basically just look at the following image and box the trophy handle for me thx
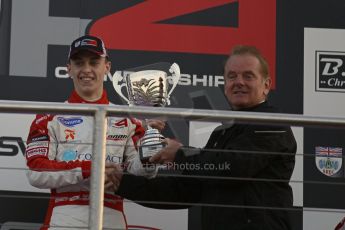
[112,71,130,104]
[167,63,181,105]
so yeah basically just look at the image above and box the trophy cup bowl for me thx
[112,63,180,162]
[126,70,168,107]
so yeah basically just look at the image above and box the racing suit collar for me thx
[67,90,109,104]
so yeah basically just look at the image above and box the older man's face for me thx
[224,54,271,110]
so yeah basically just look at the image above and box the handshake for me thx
[104,119,182,191]
[104,137,182,192]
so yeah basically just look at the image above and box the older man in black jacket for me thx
[110,45,297,230]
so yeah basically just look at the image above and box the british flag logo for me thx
[315,146,342,177]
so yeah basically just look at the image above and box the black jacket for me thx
[117,101,297,230]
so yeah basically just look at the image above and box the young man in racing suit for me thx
[25,35,158,230]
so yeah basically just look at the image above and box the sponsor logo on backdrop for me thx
[0,136,26,156]
[316,51,345,92]
[5,0,276,89]
[57,117,83,127]
[55,68,225,87]
[315,146,342,177]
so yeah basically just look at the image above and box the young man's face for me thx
[224,54,271,110]
[67,50,111,101]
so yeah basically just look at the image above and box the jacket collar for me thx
[236,100,278,113]
[67,90,109,104]
[235,101,267,111]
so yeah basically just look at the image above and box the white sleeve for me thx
[123,118,157,178]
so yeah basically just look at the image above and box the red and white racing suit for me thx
[336,217,345,230]
[25,90,152,230]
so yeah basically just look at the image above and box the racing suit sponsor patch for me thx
[64,129,76,141]
[26,141,49,151]
[30,135,49,142]
[112,119,128,128]
[106,134,128,141]
[62,150,77,162]
[35,115,50,124]
[26,147,48,158]
[57,117,83,127]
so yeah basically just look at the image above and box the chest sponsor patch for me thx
[106,155,122,163]
[57,117,83,127]
[106,134,128,141]
[76,153,122,163]
[62,149,77,162]
[64,129,76,141]
[112,119,128,128]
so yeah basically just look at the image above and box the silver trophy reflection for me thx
[113,62,181,162]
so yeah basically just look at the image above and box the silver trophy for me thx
[113,62,181,162]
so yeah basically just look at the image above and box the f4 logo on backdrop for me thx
[89,0,277,87]
[7,0,277,88]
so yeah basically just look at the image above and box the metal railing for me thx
[1,100,345,229]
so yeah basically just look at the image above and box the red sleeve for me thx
[129,117,145,150]
[25,114,92,189]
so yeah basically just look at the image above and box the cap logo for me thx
[69,35,107,59]
[81,39,97,47]
[74,41,81,48]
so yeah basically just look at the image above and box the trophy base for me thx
[139,142,166,163]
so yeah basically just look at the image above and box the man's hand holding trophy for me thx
[113,62,181,163]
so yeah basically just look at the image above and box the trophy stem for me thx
[139,127,166,163]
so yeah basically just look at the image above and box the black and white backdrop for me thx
[0,0,345,229]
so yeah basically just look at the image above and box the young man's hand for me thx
[104,163,123,192]
[146,119,166,132]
